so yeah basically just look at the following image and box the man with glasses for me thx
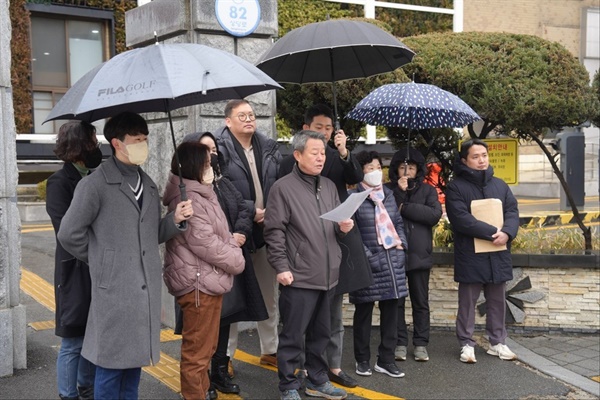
[215,100,282,376]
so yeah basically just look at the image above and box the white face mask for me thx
[363,170,383,187]
[202,166,215,186]
[120,141,148,165]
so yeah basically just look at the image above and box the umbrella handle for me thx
[179,184,188,201]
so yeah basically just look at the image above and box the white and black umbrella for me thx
[44,43,282,199]
[346,82,481,168]
[255,19,415,128]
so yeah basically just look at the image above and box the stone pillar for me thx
[0,0,27,377]
[125,0,278,327]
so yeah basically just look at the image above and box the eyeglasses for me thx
[235,113,256,122]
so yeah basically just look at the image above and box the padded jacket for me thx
[163,173,245,297]
[386,149,442,271]
[445,162,519,284]
[349,184,408,304]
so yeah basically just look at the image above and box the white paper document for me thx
[320,188,373,222]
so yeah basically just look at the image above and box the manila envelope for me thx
[471,198,507,253]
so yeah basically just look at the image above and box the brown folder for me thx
[471,198,507,253]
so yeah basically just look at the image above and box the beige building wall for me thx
[463,0,600,58]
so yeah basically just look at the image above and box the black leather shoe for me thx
[328,370,358,388]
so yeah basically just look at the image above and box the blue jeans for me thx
[57,336,96,398]
[94,366,142,400]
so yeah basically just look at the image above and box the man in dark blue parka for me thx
[445,139,519,364]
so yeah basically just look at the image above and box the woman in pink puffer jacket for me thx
[163,141,245,400]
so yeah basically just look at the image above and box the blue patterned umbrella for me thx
[346,82,480,129]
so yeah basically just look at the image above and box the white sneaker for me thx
[460,344,477,363]
[487,343,517,360]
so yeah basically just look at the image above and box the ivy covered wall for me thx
[9,0,137,134]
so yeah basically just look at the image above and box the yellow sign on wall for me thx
[483,139,519,185]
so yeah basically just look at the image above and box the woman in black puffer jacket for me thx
[350,151,408,379]
[386,148,442,363]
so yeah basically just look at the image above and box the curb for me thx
[506,338,600,397]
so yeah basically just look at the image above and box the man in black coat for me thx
[279,104,371,388]
[445,138,519,364]
[386,148,442,363]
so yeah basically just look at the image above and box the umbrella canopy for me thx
[44,43,282,201]
[44,43,282,123]
[255,19,415,128]
[346,82,480,129]
[255,19,415,84]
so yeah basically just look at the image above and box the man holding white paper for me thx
[445,139,519,364]
[264,130,353,400]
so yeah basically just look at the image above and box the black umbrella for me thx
[44,43,282,200]
[255,19,415,129]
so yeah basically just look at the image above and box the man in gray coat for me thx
[264,130,353,400]
[58,112,192,399]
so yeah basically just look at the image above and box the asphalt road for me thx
[3,224,594,399]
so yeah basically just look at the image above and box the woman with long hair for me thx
[46,121,103,400]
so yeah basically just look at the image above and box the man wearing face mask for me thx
[58,112,194,400]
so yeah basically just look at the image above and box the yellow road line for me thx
[234,349,405,400]
[22,227,55,233]
[29,320,55,331]
[591,376,600,383]
[20,268,56,312]
[20,267,402,399]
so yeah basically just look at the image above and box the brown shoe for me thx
[259,353,277,367]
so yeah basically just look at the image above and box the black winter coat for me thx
[445,162,519,284]
[214,127,281,250]
[349,184,408,304]
[279,146,372,294]
[46,163,92,338]
[214,177,268,325]
[387,149,442,271]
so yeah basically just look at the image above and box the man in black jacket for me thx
[215,100,282,372]
[280,104,370,388]
[386,148,442,363]
[445,139,519,364]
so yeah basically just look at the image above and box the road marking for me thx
[21,223,54,233]
[29,320,55,331]
[20,268,56,312]
[591,376,600,383]
[22,227,55,233]
[234,349,405,400]
[20,267,402,399]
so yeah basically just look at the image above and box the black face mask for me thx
[210,153,220,175]
[84,147,103,169]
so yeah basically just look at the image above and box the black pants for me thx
[277,286,333,392]
[353,298,399,364]
[397,269,431,347]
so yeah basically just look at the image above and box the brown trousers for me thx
[177,290,223,400]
